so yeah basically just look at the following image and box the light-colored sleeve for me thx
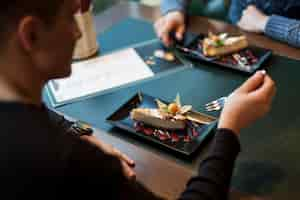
[161,0,192,15]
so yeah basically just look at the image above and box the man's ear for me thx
[17,16,44,52]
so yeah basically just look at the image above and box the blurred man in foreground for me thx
[0,0,275,199]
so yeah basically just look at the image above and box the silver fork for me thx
[205,97,227,112]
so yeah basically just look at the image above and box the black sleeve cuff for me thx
[212,128,241,159]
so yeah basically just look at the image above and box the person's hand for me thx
[237,5,269,33]
[154,11,186,46]
[81,135,136,180]
[218,70,276,135]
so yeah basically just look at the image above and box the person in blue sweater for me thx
[156,0,300,47]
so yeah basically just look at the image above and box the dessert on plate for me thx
[202,32,248,57]
[130,94,216,143]
[131,94,213,130]
[131,94,191,130]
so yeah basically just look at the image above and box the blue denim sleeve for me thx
[265,15,300,48]
[161,0,191,15]
[228,0,248,24]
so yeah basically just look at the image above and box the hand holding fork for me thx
[205,70,276,135]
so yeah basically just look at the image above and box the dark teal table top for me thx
[44,18,300,199]
[98,18,156,53]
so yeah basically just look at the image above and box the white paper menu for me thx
[46,48,154,107]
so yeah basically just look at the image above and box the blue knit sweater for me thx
[161,0,300,48]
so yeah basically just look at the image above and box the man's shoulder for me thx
[0,102,77,166]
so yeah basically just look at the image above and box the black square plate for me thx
[106,93,218,157]
[174,32,272,74]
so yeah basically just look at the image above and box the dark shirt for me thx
[0,102,240,200]
[161,0,300,47]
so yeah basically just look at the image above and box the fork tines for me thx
[205,97,227,112]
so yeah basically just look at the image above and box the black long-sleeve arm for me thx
[177,129,240,200]
[124,129,240,200]
[67,128,240,200]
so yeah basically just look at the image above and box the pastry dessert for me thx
[131,94,192,130]
[202,32,248,57]
[131,108,186,130]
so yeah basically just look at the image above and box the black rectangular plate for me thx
[175,33,272,74]
[106,93,218,157]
